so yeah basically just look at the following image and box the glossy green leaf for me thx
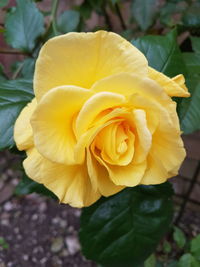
[191,37,200,54]
[5,0,44,52]
[173,226,186,249]
[131,0,158,31]
[0,0,9,7]
[182,53,200,74]
[15,173,57,199]
[79,183,173,267]
[178,253,200,267]
[0,79,33,150]
[178,51,200,134]
[191,234,200,261]
[57,10,80,33]
[132,30,187,77]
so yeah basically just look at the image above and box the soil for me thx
[0,151,96,267]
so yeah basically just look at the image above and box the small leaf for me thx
[190,37,200,54]
[163,240,172,254]
[5,0,44,52]
[173,226,186,249]
[132,30,187,77]
[131,0,158,31]
[179,52,200,134]
[15,173,57,199]
[57,10,80,33]
[0,0,9,7]
[144,254,156,267]
[178,253,200,267]
[0,79,33,150]
[79,183,173,267]
[191,234,200,261]
[0,237,9,249]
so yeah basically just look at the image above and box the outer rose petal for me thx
[14,98,37,150]
[148,67,190,97]
[34,31,148,100]
[24,148,101,208]
[31,85,92,165]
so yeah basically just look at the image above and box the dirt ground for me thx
[0,152,96,267]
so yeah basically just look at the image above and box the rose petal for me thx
[34,31,148,100]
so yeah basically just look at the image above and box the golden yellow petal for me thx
[14,98,37,150]
[24,148,101,208]
[91,142,146,187]
[75,91,126,138]
[140,154,170,185]
[31,85,92,165]
[87,148,124,196]
[132,109,152,164]
[148,67,190,97]
[34,31,148,100]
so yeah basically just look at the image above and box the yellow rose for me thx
[14,31,189,208]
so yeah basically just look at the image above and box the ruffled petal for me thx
[34,31,148,100]
[75,91,126,138]
[23,148,101,208]
[148,67,190,97]
[91,142,146,187]
[31,85,92,165]
[87,148,124,196]
[14,98,36,150]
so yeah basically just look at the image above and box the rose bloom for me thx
[14,31,189,208]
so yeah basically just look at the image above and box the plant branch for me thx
[0,49,30,56]
[115,3,126,30]
[51,0,59,36]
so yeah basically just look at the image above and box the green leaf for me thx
[132,30,187,77]
[163,240,172,254]
[0,0,9,7]
[191,234,200,261]
[57,10,80,33]
[168,260,178,267]
[131,0,158,31]
[190,37,200,54]
[0,79,33,150]
[5,0,44,52]
[182,53,200,75]
[173,226,186,249]
[178,253,200,267]
[15,173,57,199]
[21,58,36,79]
[144,254,156,267]
[182,2,200,28]
[0,237,9,249]
[178,52,200,134]
[159,2,187,27]
[79,183,173,267]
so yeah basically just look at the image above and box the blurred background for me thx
[0,0,200,266]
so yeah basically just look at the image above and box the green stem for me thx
[51,0,59,36]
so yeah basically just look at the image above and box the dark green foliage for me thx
[5,0,44,52]
[0,79,33,150]
[79,183,173,267]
